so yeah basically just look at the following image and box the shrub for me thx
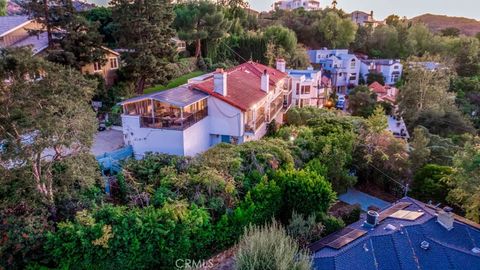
[235,221,312,270]
[319,214,345,236]
[287,211,324,247]
[339,204,361,225]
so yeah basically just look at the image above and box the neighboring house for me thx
[0,16,120,86]
[368,81,398,105]
[388,115,409,139]
[273,0,321,11]
[310,197,480,270]
[308,48,360,94]
[171,37,186,53]
[120,61,292,158]
[81,47,120,86]
[350,10,381,27]
[360,59,403,85]
[286,65,328,108]
[409,61,442,71]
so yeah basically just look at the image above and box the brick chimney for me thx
[214,68,227,96]
[261,69,270,92]
[437,206,454,230]
[276,58,286,73]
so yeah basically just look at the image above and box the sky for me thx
[248,0,480,20]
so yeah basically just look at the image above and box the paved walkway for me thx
[90,129,124,156]
[338,188,391,211]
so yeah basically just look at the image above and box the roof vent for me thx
[437,206,454,231]
[420,241,430,250]
[472,247,480,254]
[384,224,397,231]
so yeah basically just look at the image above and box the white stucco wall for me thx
[183,118,211,156]
[208,97,244,137]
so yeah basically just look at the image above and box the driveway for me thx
[91,129,124,156]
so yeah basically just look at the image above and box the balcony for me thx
[269,94,284,120]
[140,107,207,131]
[245,113,266,134]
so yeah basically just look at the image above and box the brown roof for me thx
[193,62,287,111]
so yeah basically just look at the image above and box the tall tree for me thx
[111,0,176,94]
[347,85,377,118]
[174,0,231,58]
[0,0,6,16]
[315,11,357,48]
[0,48,97,209]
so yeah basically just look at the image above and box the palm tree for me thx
[331,0,338,9]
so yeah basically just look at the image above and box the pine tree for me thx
[111,0,176,94]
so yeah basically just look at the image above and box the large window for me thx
[109,58,118,69]
[301,85,311,95]
[93,62,102,71]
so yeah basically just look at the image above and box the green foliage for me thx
[84,7,116,47]
[314,11,357,48]
[441,27,461,37]
[318,213,345,236]
[366,72,385,85]
[235,221,312,270]
[47,203,213,269]
[410,164,453,204]
[450,76,480,129]
[348,85,378,118]
[287,212,323,247]
[144,70,205,94]
[0,0,6,16]
[338,204,361,225]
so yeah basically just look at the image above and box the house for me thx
[350,10,381,27]
[310,197,480,270]
[388,115,409,139]
[273,0,321,11]
[368,81,398,105]
[286,66,329,108]
[360,59,403,85]
[0,16,120,86]
[120,61,292,158]
[308,48,360,94]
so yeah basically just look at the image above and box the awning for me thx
[120,86,208,108]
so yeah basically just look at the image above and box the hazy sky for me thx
[248,0,480,20]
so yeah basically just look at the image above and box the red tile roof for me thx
[192,61,287,111]
[369,81,387,94]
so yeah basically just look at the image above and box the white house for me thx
[286,66,329,108]
[273,0,321,11]
[120,62,292,158]
[308,48,360,94]
[360,59,403,85]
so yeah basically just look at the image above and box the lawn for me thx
[144,70,206,94]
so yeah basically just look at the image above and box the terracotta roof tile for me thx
[192,62,287,111]
[369,81,387,94]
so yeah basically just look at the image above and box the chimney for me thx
[370,10,374,17]
[276,58,286,73]
[437,206,454,230]
[214,68,227,96]
[261,69,269,92]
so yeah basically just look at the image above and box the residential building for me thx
[350,10,381,27]
[310,197,480,270]
[409,61,442,71]
[368,81,398,105]
[120,61,292,158]
[0,16,120,86]
[286,66,329,108]
[308,48,360,94]
[273,0,321,11]
[388,115,409,139]
[171,37,186,53]
[360,59,403,85]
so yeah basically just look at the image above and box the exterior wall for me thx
[183,118,211,156]
[290,70,324,108]
[208,96,244,137]
[0,21,42,47]
[81,50,119,86]
[243,122,267,142]
[274,0,320,11]
[360,61,403,85]
[122,115,185,158]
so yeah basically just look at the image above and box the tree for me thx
[111,0,176,94]
[385,14,401,27]
[441,27,461,37]
[452,37,480,77]
[445,136,480,222]
[410,164,453,204]
[263,25,298,56]
[413,108,475,137]
[406,23,433,56]
[0,48,98,209]
[366,72,385,85]
[368,25,400,58]
[348,85,377,117]
[410,127,431,172]
[315,11,357,48]
[85,7,116,47]
[0,0,6,16]
[174,0,231,58]
[235,221,312,270]
[352,25,372,53]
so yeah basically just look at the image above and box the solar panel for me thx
[327,229,367,249]
[378,202,412,222]
[389,210,424,220]
[308,227,355,252]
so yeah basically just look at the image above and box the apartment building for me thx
[273,0,321,11]
[360,59,403,85]
[120,61,292,157]
[350,10,381,27]
[286,67,329,108]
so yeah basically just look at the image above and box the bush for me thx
[339,204,361,225]
[235,221,312,270]
[319,213,345,236]
[287,211,324,247]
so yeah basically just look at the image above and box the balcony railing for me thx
[245,113,266,133]
[140,107,208,131]
[269,96,284,120]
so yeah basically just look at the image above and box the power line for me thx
[219,39,249,63]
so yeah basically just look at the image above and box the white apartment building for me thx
[120,61,293,158]
[286,67,329,108]
[308,48,360,93]
[273,0,321,11]
[360,59,403,85]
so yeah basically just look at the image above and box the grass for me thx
[144,70,206,94]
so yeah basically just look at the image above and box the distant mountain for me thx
[411,13,480,36]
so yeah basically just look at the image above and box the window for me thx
[350,59,356,69]
[109,58,118,69]
[93,62,102,71]
[301,85,311,95]
[296,83,300,95]
[349,73,357,81]
[394,65,399,70]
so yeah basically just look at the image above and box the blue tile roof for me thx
[312,197,480,270]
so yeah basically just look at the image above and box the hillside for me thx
[411,13,480,36]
